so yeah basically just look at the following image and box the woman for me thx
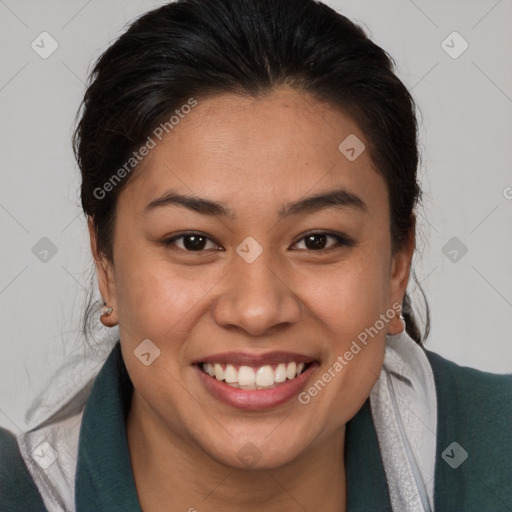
[1,0,510,510]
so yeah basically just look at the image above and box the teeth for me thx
[286,362,297,380]
[255,366,275,387]
[238,366,256,386]
[224,364,238,383]
[205,363,215,377]
[214,363,224,381]
[274,363,287,382]
[200,361,310,389]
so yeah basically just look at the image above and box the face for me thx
[90,86,413,470]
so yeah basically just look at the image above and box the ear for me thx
[387,213,416,335]
[88,217,118,327]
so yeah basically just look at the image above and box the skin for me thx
[89,86,414,512]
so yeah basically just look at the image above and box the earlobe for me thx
[386,306,406,335]
[99,303,116,327]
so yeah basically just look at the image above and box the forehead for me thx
[120,87,387,216]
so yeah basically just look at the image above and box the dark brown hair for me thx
[73,0,430,347]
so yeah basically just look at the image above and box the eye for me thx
[292,231,354,252]
[161,231,354,253]
[162,232,222,252]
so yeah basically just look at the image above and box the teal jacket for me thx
[1,341,511,511]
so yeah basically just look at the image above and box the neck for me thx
[126,391,346,512]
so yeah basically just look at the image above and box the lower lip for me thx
[194,363,318,410]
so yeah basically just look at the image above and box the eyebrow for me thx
[143,187,367,219]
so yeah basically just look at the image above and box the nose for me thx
[212,251,302,337]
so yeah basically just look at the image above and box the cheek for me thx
[295,259,389,400]
[299,266,388,424]
[298,257,390,336]
[114,252,219,345]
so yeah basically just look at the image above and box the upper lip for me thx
[192,351,317,367]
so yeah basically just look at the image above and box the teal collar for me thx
[74,341,394,511]
[75,341,142,511]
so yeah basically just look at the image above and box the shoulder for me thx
[424,348,512,510]
[0,406,84,512]
[424,348,512,412]
[0,426,47,511]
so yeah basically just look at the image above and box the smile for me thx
[192,350,319,409]
[199,361,312,390]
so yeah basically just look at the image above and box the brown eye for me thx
[161,231,354,254]
[293,232,354,251]
[162,233,221,252]
[303,233,331,250]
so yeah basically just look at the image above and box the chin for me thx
[200,430,311,471]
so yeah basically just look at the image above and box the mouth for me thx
[191,352,319,410]
[195,360,315,390]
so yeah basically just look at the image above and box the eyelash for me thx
[161,231,355,253]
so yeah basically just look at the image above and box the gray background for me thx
[1,0,511,432]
